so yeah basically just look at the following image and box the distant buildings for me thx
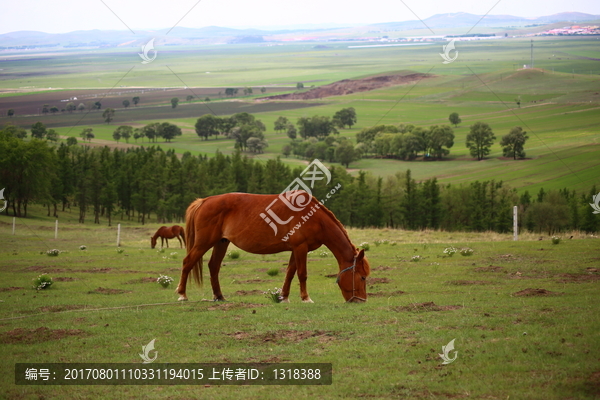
[537,25,600,36]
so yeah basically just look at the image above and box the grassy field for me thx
[1,207,599,399]
[0,37,599,194]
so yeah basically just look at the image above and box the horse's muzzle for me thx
[346,296,366,303]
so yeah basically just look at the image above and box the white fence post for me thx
[117,223,121,247]
[12,217,15,235]
[513,206,518,241]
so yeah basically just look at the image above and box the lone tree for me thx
[114,125,133,143]
[77,103,86,112]
[335,139,359,168]
[195,114,220,140]
[333,107,357,129]
[296,82,304,89]
[171,97,179,108]
[46,129,58,142]
[466,122,495,160]
[500,126,529,160]
[274,116,289,133]
[122,99,130,108]
[31,122,47,139]
[80,128,94,142]
[7,109,14,117]
[186,95,194,102]
[102,108,115,124]
[66,102,76,113]
[448,112,461,127]
[160,122,182,142]
[132,96,140,106]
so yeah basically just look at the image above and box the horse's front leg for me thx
[294,246,313,303]
[280,253,296,303]
[207,239,230,301]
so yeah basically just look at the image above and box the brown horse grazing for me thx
[151,225,186,249]
[176,192,370,303]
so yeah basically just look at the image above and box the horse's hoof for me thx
[302,297,314,303]
[177,296,188,301]
[280,297,290,303]
[213,298,226,302]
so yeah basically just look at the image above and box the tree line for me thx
[1,126,596,233]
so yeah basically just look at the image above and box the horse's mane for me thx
[312,196,357,251]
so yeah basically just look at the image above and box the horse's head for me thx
[150,236,157,249]
[336,249,370,303]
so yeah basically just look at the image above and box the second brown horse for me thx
[151,225,186,249]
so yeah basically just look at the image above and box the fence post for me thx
[12,217,15,235]
[117,223,121,247]
[55,220,58,239]
[513,206,518,241]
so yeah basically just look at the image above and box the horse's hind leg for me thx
[176,245,210,301]
[207,239,230,301]
[177,235,183,248]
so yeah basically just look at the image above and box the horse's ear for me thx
[356,249,365,262]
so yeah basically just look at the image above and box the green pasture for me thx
[1,37,599,91]
[1,207,599,399]
[0,37,599,194]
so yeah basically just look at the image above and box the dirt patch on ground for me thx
[235,290,264,296]
[0,327,87,344]
[88,287,131,295]
[512,288,563,297]
[555,273,600,283]
[474,265,505,273]
[234,279,268,284]
[73,268,113,273]
[373,265,393,271]
[324,274,338,278]
[490,254,521,263]
[37,304,88,312]
[54,277,76,282]
[446,280,494,285]
[368,290,406,297]
[393,302,462,312]
[260,73,432,100]
[23,266,66,273]
[0,287,25,292]
[124,277,156,284]
[368,277,391,286]
[228,330,335,344]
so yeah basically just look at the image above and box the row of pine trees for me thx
[1,131,597,233]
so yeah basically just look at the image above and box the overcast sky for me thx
[1,0,599,34]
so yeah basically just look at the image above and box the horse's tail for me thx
[185,199,205,287]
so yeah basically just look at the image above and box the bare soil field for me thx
[260,73,433,100]
[0,87,282,117]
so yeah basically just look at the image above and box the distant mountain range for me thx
[1,12,598,48]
